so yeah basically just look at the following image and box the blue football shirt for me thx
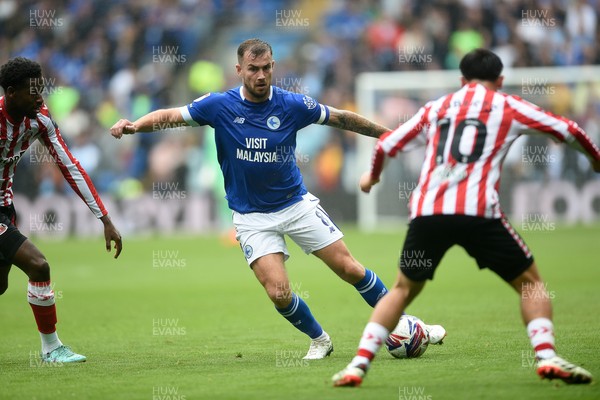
[180,86,330,213]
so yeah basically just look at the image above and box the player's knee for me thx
[28,257,50,281]
[510,264,543,294]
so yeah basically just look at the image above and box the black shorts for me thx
[400,214,534,282]
[0,205,28,266]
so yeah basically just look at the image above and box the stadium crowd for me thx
[0,0,598,223]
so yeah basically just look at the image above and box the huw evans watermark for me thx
[275,350,309,367]
[152,318,186,336]
[275,9,309,28]
[152,250,187,269]
[398,46,432,65]
[521,9,556,28]
[152,46,187,64]
[29,9,64,28]
[152,182,187,200]
[152,386,186,400]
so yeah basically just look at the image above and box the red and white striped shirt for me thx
[371,82,600,220]
[0,97,106,218]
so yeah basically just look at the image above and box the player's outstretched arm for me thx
[110,108,188,138]
[507,96,600,171]
[325,106,390,138]
[100,214,122,259]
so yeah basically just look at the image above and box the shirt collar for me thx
[239,85,273,102]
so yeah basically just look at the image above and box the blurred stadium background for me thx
[1,0,599,237]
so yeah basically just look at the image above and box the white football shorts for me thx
[232,192,344,266]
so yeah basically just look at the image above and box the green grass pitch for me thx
[0,224,599,400]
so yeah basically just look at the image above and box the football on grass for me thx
[386,314,429,358]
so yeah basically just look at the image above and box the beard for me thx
[244,82,269,101]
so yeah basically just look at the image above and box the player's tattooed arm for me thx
[325,106,390,138]
[110,108,188,138]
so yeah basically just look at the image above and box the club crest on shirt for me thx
[303,96,317,110]
[267,116,280,130]
[0,223,7,235]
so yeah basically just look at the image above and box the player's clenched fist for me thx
[359,171,379,193]
[110,119,136,139]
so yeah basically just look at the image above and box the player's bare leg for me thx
[252,253,332,359]
[12,239,86,363]
[509,262,552,323]
[509,262,591,384]
[316,240,444,342]
[313,239,365,284]
[251,252,293,309]
[333,271,426,387]
[0,263,10,295]
[370,271,425,330]
[13,240,50,281]
[366,270,445,340]
[314,239,388,307]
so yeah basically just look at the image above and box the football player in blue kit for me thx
[110,39,445,359]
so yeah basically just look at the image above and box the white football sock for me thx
[527,317,556,359]
[40,331,63,355]
[350,322,389,368]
